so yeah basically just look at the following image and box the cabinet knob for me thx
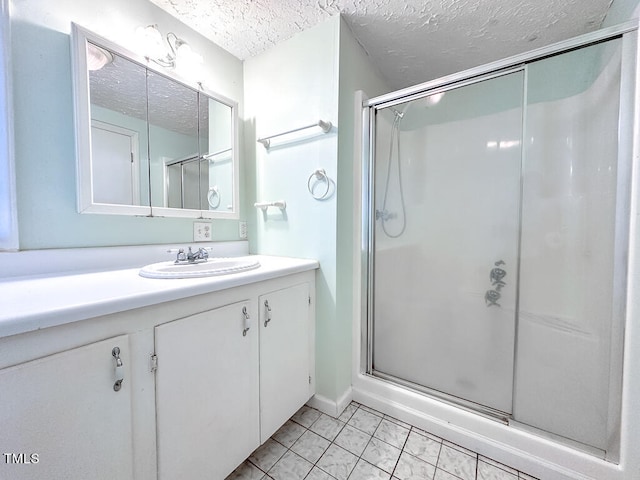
[242,306,251,337]
[264,300,272,327]
[112,347,124,392]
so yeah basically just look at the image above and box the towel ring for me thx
[207,186,221,209]
[307,169,331,200]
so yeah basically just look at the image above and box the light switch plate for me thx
[193,222,212,242]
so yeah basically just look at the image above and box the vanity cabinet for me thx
[154,300,260,480]
[155,282,314,478]
[0,335,135,480]
[0,264,316,480]
[259,283,313,442]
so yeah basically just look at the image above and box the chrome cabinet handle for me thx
[264,300,272,327]
[242,306,251,336]
[112,347,124,392]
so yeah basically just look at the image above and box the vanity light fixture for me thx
[135,24,203,80]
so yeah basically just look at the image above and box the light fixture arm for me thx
[166,32,181,58]
[136,24,203,80]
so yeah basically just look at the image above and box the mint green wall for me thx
[604,0,640,26]
[245,15,388,406]
[10,0,245,250]
[335,18,389,402]
[244,17,341,401]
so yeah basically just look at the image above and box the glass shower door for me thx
[514,38,625,452]
[371,71,524,414]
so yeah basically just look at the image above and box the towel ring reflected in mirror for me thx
[207,186,221,209]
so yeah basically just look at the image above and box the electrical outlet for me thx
[193,222,212,242]
[239,221,247,239]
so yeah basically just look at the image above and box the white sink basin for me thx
[139,256,260,279]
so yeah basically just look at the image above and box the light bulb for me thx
[135,25,169,61]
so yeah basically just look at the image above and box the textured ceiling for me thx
[149,0,614,90]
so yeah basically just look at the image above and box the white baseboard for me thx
[308,387,353,417]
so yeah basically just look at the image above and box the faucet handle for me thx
[167,248,187,263]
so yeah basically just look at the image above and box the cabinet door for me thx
[155,301,259,480]
[0,335,134,480]
[259,283,311,442]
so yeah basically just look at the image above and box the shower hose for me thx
[380,109,407,238]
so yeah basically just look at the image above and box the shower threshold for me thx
[371,370,512,424]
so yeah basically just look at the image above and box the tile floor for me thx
[226,401,540,480]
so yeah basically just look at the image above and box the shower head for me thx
[388,91,444,119]
[392,108,405,119]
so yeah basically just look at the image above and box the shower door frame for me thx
[360,20,638,459]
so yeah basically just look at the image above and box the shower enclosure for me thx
[362,23,637,460]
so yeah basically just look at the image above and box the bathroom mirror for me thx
[71,23,239,218]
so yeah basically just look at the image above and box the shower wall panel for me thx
[514,39,623,451]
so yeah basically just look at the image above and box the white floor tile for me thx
[234,401,546,480]
[412,427,443,443]
[348,408,384,435]
[518,473,539,480]
[338,403,359,423]
[404,430,441,466]
[434,468,462,480]
[349,459,392,480]
[306,467,337,480]
[362,437,402,474]
[383,415,413,430]
[292,405,322,428]
[317,444,359,480]
[359,405,385,417]
[225,460,266,480]
[393,451,437,480]
[477,459,518,480]
[334,424,372,456]
[374,418,411,449]
[310,414,346,441]
[248,438,287,472]
[291,430,331,463]
[478,456,518,476]
[273,420,306,448]
[437,444,477,480]
[267,450,313,480]
[443,440,477,458]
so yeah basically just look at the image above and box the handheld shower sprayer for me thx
[378,107,407,238]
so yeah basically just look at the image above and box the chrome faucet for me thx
[187,246,209,263]
[171,247,210,264]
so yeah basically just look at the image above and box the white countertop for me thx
[0,254,318,339]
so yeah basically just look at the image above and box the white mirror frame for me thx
[70,23,240,219]
[0,0,18,250]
